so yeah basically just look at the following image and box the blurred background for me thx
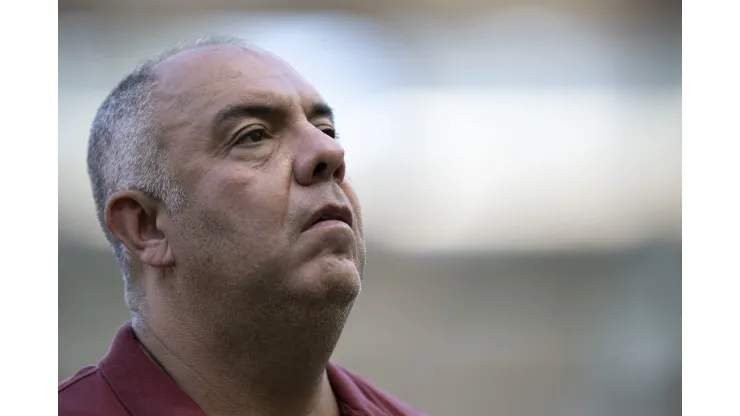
[59,1,681,415]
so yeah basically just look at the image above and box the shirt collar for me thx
[98,322,374,416]
[99,322,206,416]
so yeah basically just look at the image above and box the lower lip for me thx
[307,219,352,231]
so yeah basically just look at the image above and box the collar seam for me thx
[98,363,137,416]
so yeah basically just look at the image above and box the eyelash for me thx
[232,126,338,147]
[233,127,270,146]
[322,127,338,139]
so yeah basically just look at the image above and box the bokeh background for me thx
[59,1,681,415]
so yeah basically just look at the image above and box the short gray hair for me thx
[87,35,253,312]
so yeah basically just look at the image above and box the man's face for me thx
[153,45,365,310]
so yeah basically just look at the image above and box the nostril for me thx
[313,162,328,178]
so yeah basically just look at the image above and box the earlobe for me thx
[105,190,175,269]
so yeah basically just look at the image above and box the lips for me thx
[303,204,353,231]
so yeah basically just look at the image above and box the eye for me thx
[234,128,269,146]
[320,127,337,139]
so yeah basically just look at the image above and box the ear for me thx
[104,190,175,269]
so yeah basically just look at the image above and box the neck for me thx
[132,299,351,416]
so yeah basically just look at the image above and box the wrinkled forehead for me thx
[152,45,323,122]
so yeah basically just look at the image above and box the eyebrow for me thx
[306,102,335,124]
[212,101,335,135]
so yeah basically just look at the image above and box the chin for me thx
[288,256,362,304]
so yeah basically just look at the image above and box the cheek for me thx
[196,164,292,234]
[341,181,364,235]
[344,182,367,275]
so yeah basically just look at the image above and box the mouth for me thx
[303,204,353,232]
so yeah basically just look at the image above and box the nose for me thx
[293,126,346,186]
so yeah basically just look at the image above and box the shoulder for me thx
[328,363,428,416]
[58,365,98,392]
[58,365,128,416]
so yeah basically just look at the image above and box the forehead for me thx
[153,45,323,120]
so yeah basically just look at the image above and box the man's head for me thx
[88,37,366,327]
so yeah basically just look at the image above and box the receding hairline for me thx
[142,39,324,134]
[145,40,281,81]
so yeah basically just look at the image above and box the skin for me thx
[104,45,367,416]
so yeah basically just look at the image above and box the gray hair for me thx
[87,35,253,312]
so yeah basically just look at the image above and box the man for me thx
[58,36,425,416]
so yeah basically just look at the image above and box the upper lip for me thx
[303,204,353,231]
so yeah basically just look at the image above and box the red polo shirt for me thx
[59,323,425,416]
